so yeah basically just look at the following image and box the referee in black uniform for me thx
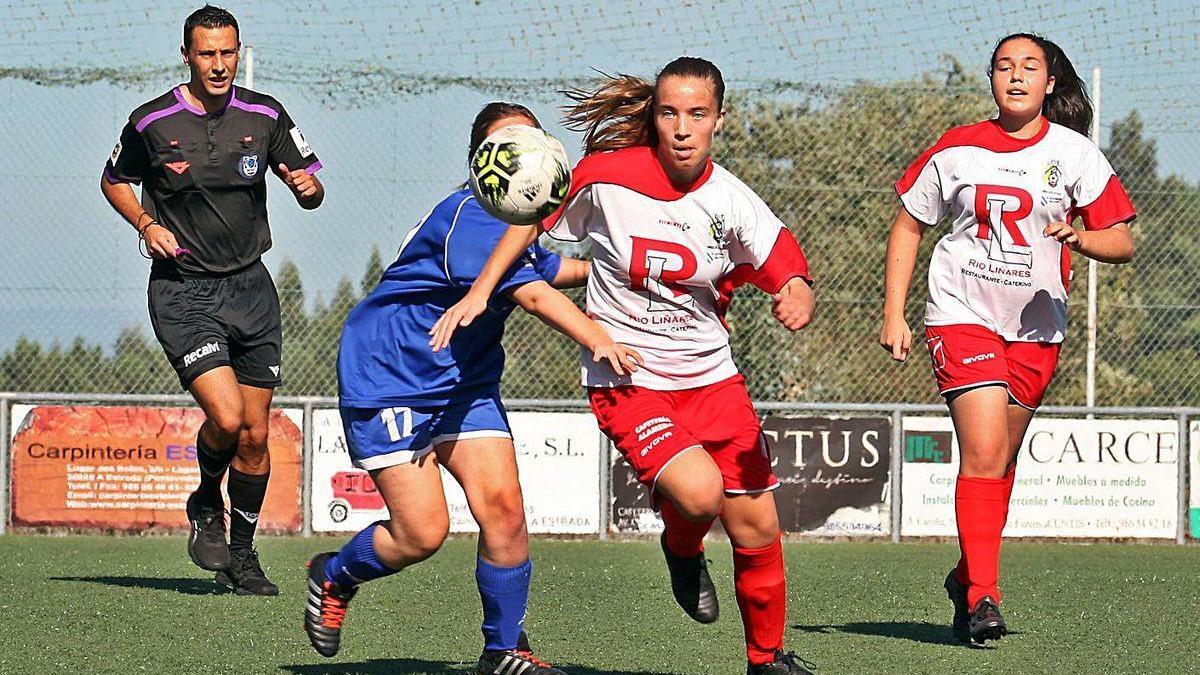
[100,5,324,595]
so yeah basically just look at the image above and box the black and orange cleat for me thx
[475,632,567,675]
[304,552,358,657]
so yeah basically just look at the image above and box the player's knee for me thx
[407,523,449,562]
[672,485,724,522]
[206,410,244,444]
[379,517,449,565]
[959,444,1009,478]
[240,422,269,453]
[476,487,527,540]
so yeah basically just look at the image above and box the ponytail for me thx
[990,33,1092,136]
[562,56,726,155]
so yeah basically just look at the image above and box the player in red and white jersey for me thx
[881,33,1135,644]
[432,58,817,675]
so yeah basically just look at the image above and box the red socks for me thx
[954,471,1013,609]
[733,536,786,666]
[661,499,714,557]
[955,464,1016,586]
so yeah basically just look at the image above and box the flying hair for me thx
[563,57,726,155]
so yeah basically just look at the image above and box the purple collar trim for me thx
[228,89,280,120]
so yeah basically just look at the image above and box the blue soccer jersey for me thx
[337,188,562,408]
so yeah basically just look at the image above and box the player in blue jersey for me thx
[303,102,642,675]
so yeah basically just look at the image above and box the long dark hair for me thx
[563,57,725,154]
[468,102,541,162]
[989,33,1092,136]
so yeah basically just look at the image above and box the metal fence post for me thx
[1178,413,1189,545]
[0,395,9,535]
[597,432,611,540]
[890,408,902,544]
[302,401,314,537]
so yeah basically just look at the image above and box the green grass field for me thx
[2,535,1197,675]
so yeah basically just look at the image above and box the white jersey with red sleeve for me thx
[544,145,812,390]
[895,117,1135,343]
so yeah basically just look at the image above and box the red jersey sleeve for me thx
[1072,144,1136,231]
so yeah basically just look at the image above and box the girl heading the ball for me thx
[880,33,1135,644]
[431,58,818,675]
[303,102,641,675]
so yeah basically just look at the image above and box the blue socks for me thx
[476,557,532,652]
[323,523,532,652]
[324,522,396,587]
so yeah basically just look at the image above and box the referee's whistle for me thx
[174,247,192,256]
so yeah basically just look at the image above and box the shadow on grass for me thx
[50,575,223,596]
[281,660,680,675]
[793,621,968,647]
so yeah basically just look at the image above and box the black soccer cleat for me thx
[475,632,567,675]
[944,568,971,642]
[660,532,719,624]
[186,490,230,571]
[968,596,1008,644]
[746,650,817,675]
[305,552,358,658]
[216,547,280,596]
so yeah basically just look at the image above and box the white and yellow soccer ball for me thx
[468,125,571,225]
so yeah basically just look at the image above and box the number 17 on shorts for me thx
[340,405,432,470]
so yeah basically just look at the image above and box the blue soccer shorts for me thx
[340,395,512,470]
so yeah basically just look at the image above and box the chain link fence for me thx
[1,2,1197,406]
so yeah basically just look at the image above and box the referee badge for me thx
[238,153,259,179]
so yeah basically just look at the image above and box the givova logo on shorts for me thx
[183,341,221,367]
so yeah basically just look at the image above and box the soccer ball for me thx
[469,125,571,225]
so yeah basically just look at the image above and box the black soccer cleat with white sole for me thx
[968,596,1007,644]
[660,532,718,624]
[747,650,817,675]
[186,490,230,571]
[943,568,971,642]
[215,547,279,596]
[475,632,567,675]
[305,552,357,657]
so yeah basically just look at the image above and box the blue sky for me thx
[0,0,1196,351]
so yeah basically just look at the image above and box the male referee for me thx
[100,5,324,595]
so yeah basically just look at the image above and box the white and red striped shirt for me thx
[896,117,1135,342]
[545,146,811,389]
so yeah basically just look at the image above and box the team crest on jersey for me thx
[707,213,728,245]
[704,213,731,262]
[1043,160,1062,188]
[238,153,259,179]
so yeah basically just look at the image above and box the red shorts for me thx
[588,374,777,500]
[925,324,1060,410]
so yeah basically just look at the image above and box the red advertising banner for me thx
[10,405,302,532]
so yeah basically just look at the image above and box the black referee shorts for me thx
[148,259,284,390]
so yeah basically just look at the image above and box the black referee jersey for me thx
[105,85,321,274]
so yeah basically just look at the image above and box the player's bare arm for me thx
[429,223,539,349]
[507,280,643,376]
[1043,221,1133,263]
[880,207,924,361]
[99,175,181,259]
[551,257,591,289]
[277,163,325,209]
